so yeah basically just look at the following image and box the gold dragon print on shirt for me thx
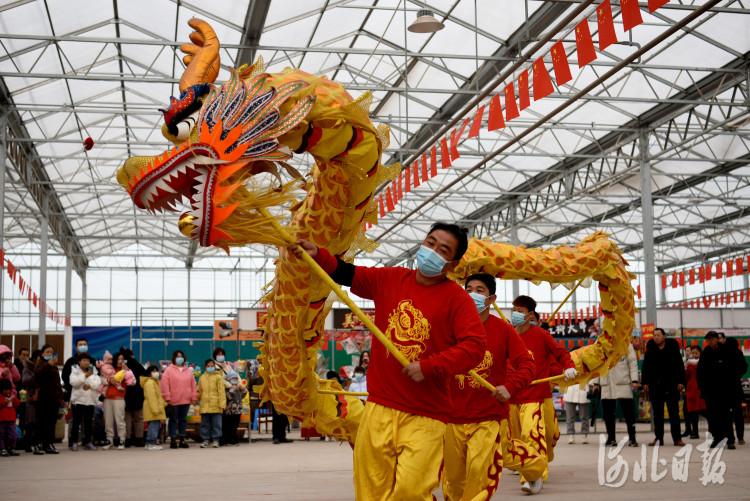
[385,300,431,362]
[456,350,494,390]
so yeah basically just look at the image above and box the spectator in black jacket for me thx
[120,347,147,447]
[641,328,686,446]
[13,348,28,392]
[724,337,747,446]
[697,331,741,448]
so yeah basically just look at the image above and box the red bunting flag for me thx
[430,146,438,178]
[679,271,685,287]
[440,138,451,168]
[450,129,460,161]
[620,0,644,31]
[378,195,385,217]
[550,41,572,86]
[385,187,395,212]
[734,291,738,303]
[671,273,678,288]
[716,262,723,279]
[532,57,554,101]
[726,259,734,277]
[518,70,530,110]
[706,264,713,280]
[405,165,412,193]
[505,83,520,121]
[487,94,505,130]
[661,274,667,289]
[699,267,705,283]
[597,0,618,51]
[703,296,711,308]
[648,0,670,13]
[637,284,642,298]
[421,154,429,182]
[736,257,744,275]
[396,175,402,200]
[715,295,719,307]
[689,269,695,285]
[575,18,597,67]
[468,105,485,139]
[412,161,421,188]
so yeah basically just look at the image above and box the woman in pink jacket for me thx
[160,350,197,449]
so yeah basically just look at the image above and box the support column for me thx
[640,129,657,326]
[38,212,48,348]
[187,265,192,328]
[81,269,87,327]
[510,201,519,299]
[63,244,72,361]
[0,111,6,333]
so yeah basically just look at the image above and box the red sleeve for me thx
[544,330,574,370]
[504,328,535,397]
[312,247,338,275]
[350,265,381,301]
[11,396,20,408]
[420,294,486,380]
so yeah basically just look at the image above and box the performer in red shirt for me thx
[443,273,539,501]
[289,222,486,501]
[508,295,577,495]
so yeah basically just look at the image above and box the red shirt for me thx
[0,394,20,422]
[449,315,535,423]
[509,325,574,404]
[319,250,486,422]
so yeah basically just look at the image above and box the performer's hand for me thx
[642,384,648,393]
[564,368,578,380]
[288,239,318,259]
[677,383,684,392]
[402,361,425,382]
[492,385,511,402]
[631,383,639,392]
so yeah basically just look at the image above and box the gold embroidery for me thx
[385,299,430,362]
[455,350,493,389]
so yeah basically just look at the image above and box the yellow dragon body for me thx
[117,18,635,444]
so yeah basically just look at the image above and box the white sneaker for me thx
[146,444,163,450]
[211,441,220,448]
[511,470,520,475]
[581,434,588,444]
[117,444,125,450]
[200,441,210,448]
[101,443,112,450]
[521,482,532,493]
[568,435,575,444]
[530,478,544,494]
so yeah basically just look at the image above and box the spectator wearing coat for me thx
[641,328,686,446]
[592,345,639,447]
[724,337,747,446]
[563,382,590,444]
[0,345,21,393]
[68,353,101,450]
[120,348,147,447]
[21,350,40,452]
[683,345,706,439]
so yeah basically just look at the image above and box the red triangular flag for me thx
[405,166,412,193]
[597,0,618,51]
[449,128,461,161]
[378,195,385,217]
[421,154,429,182]
[412,161,421,188]
[504,83,520,121]
[385,187,395,212]
[430,146,438,178]
[440,138,451,168]
[648,0,670,13]
[703,296,711,308]
[550,41,572,86]
[468,105,485,138]
[532,57,554,101]
[621,0,644,31]
[487,94,505,130]
[575,19,597,67]
[518,70,530,110]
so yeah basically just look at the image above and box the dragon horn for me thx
[179,18,221,92]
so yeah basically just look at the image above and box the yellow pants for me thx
[353,402,446,501]
[443,421,503,501]
[508,402,549,483]
[543,398,560,462]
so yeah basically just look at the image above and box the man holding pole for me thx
[508,295,577,494]
[443,273,538,501]
[289,222,486,501]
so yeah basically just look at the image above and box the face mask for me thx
[468,292,489,312]
[206,367,216,373]
[175,357,185,365]
[152,373,160,379]
[415,245,449,277]
[511,311,527,327]
[354,373,364,381]
[216,356,225,363]
[77,345,88,353]
[230,380,239,386]
[43,355,53,361]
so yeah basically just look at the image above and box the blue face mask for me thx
[77,345,88,353]
[230,380,239,386]
[354,373,364,381]
[511,311,527,327]
[415,245,449,277]
[175,357,185,365]
[468,292,489,312]
[43,355,53,361]
[216,356,225,363]
[206,367,216,373]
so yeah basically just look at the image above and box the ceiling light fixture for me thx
[407,9,444,33]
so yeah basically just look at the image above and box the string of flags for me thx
[0,248,70,326]
[661,256,749,289]
[365,0,672,230]
[666,289,750,309]
[538,304,604,325]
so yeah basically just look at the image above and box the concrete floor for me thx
[1,423,748,500]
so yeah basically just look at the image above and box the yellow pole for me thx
[492,302,509,323]
[547,277,586,324]
[530,374,566,386]
[257,206,495,392]
[318,389,369,397]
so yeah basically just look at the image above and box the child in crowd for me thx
[348,366,368,401]
[222,371,247,446]
[197,359,226,448]
[68,353,101,451]
[0,345,21,393]
[141,365,166,451]
[0,379,20,456]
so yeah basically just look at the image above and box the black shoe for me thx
[0,449,8,457]
[681,431,691,437]
[7,449,19,457]
[280,438,293,443]
[605,439,617,447]
[32,445,45,455]
[178,437,189,449]
[44,446,59,455]
[272,438,281,444]
[170,438,178,449]
[728,443,736,450]
[689,434,700,440]
[628,440,638,447]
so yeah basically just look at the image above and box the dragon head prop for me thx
[116,18,313,253]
